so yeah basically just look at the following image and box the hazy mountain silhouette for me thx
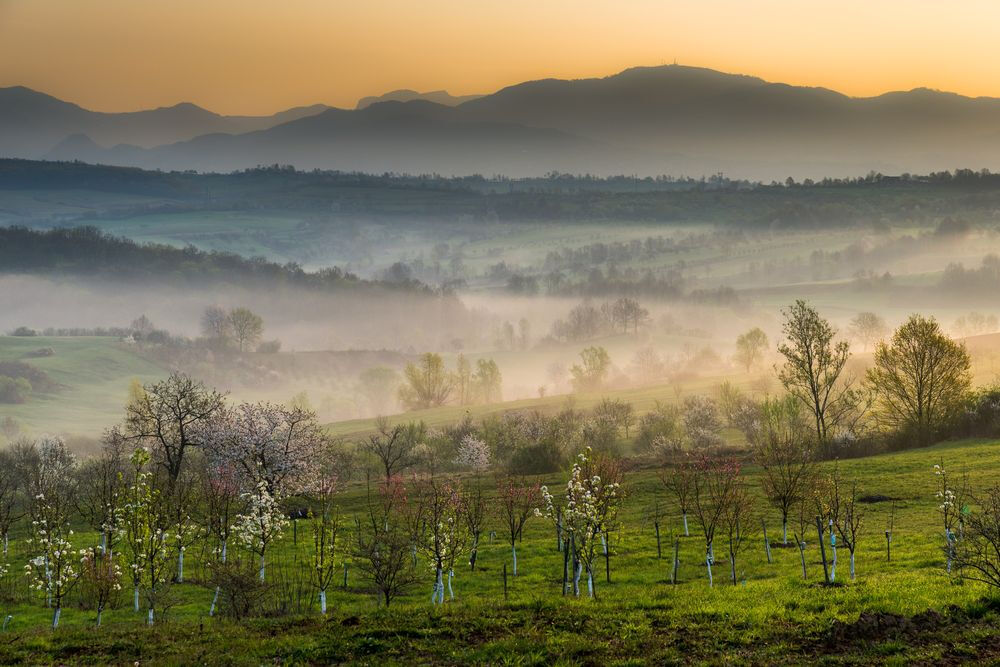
[9,65,1000,178]
[355,89,483,109]
[0,86,330,158]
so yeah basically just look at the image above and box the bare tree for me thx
[746,396,816,544]
[363,417,418,481]
[496,474,541,576]
[228,307,264,353]
[723,471,755,585]
[690,455,741,586]
[828,466,865,579]
[952,485,1000,590]
[201,305,232,344]
[74,426,129,555]
[659,455,695,536]
[849,312,887,352]
[463,476,489,571]
[353,474,418,607]
[777,300,854,448]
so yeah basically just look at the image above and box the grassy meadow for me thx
[0,437,998,663]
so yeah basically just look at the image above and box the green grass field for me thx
[0,437,998,664]
[0,336,166,438]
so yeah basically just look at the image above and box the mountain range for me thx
[5,65,1000,179]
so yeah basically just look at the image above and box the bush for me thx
[0,376,31,403]
[257,340,282,354]
[0,361,58,392]
[635,402,682,452]
[9,326,36,336]
[508,439,565,475]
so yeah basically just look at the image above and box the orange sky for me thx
[2,0,1000,115]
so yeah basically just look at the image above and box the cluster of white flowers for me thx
[453,435,490,471]
[233,480,288,554]
[539,448,621,545]
[24,511,76,596]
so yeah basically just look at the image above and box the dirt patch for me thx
[827,610,946,646]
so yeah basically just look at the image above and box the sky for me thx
[2,0,1000,115]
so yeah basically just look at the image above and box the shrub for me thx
[0,376,31,403]
[0,361,57,392]
[257,340,282,354]
[635,402,682,453]
[9,326,36,337]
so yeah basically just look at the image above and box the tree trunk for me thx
[320,589,327,614]
[51,605,61,630]
[683,513,689,536]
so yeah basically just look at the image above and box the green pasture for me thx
[0,437,998,663]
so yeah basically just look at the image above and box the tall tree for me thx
[776,300,853,447]
[228,307,264,353]
[125,372,226,491]
[570,346,611,393]
[848,312,888,352]
[399,353,453,410]
[473,358,502,404]
[201,305,233,344]
[866,315,971,445]
[734,327,768,372]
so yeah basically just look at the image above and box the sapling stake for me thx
[603,531,610,583]
[502,563,508,600]
[655,521,662,559]
[562,538,569,595]
[761,519,772,564]
[343,562,348,589]
[793,532,807,579]
[671,538,680,584]
[815,516,830,585]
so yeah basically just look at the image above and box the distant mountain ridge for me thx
[355,89,483,109]
[0,86,331,157]
[7,65,1000,179]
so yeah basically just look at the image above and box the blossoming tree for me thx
[539,448,623,598]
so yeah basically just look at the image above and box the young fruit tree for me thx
[23,437,79,629]
[79,547,122,627]
[660,454,695,536]
[408,476,469,604]
[74,427,128,558]
[539,448,623,598]
[353,474,418,607]
[828,466,865,580]
[462,476,489,571]
[119,447,172,625]
[233,479,288,582]
[746,396,816,545]
[950,485,1000,590]
[722,467,755,585]
[933,461,969,573]
[690,454,741,587]
[496,474,541,577]
[0,448,24,559]
[307,463,340,614]
[200,462,242,616]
